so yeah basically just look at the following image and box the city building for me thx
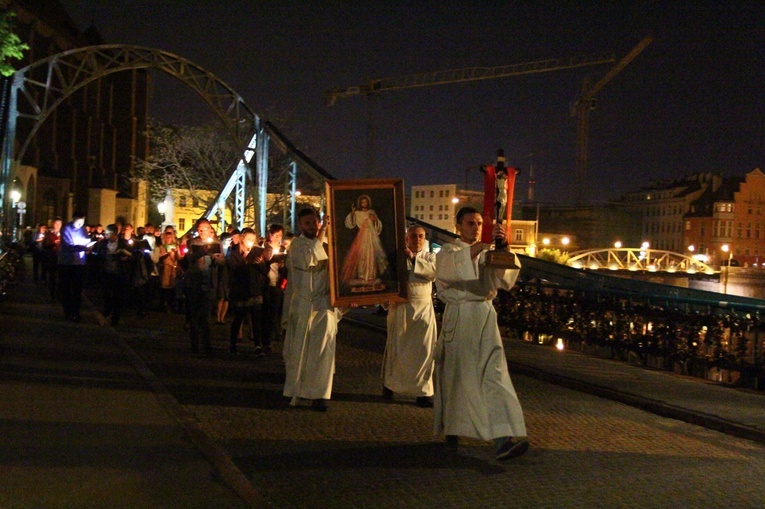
[411,183,536,254]
[2,0,149,234]
[620,173,720,253]
[684,169,765,267]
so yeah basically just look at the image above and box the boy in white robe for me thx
[282,208,340,412]
[434,206,530,460]
[382,225,438,407]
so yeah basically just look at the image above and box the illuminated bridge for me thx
[566,247,715,274]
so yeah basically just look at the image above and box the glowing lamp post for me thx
[10,190,21,241]
[721,244,732,294]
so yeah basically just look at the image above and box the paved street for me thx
[2,256,765,508]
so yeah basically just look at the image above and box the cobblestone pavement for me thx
[116,308,765,509]
[4,255,765,509]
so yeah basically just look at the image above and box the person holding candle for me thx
[183,218,225,357]
[227,228,269,355]
[58,211,94,322]
[93,224,133,326]
[262,223,286,354]
[42,218,62,302]
[157,228,181,314]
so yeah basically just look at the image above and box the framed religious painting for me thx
[325,178,408,308]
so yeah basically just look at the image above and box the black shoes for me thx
[382,386,393,400]
[416,396,434,408]
[311,399,328,412]
[495,438,530,461]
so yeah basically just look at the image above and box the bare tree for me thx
[133,118,318,227]
[133,119,242,207]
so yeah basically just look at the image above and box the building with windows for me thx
[410,183,537,253]
[684,169,765,267]
[621,173,719,253]
[3,0,149,232]
[410,184,463,231]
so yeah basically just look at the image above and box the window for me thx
[685,221,691,231]
[178,218,186,231]
[430,190,434,198]
[439,190,444,198]
[438,205,443,211]
[179,196,187,207]
[438,214,443,220]
[192,196,200,208]
[514,229,523,242]
[445,190,450,197]
[429,214,433,220]
[430,205,434,211]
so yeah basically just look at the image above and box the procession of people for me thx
[30,190,530,462]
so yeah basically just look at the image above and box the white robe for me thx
[382,251,438,397]
[434,239,526,441]
[282,235,340,401]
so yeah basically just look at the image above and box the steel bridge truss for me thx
[566,247,714,274]
[1,45,333,236]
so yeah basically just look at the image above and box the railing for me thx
[497,283,765,390]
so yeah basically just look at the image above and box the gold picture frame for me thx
[325,179,408,308]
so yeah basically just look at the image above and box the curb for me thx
[83,293,272,508]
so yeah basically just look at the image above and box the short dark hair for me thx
[297,207,319,219]
[456,206,480,224]
[72,211,86,220]
[269,224,285,235]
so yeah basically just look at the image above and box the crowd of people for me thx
[30,213,291,357]
[28,205,532,462]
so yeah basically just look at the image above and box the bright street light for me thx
[10,190,21,203]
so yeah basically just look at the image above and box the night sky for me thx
[59,1,763,205]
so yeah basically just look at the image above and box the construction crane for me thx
[571,35,653,203]
[325,52,615,105]
[326,51,615,177]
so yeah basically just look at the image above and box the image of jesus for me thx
[341,194,388,288]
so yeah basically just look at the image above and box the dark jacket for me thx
[227,245,269,303]
[182,237,225,290]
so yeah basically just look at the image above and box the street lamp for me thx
[10,190,21,241]
[721,244,732,294]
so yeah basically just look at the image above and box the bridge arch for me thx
[566,247,715,274]
[2,44,332,235]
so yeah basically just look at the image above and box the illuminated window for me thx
[179,218,186,231]
[514,229,523,242]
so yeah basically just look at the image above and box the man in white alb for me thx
[434,206,529,461]
[382,225,438,407]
